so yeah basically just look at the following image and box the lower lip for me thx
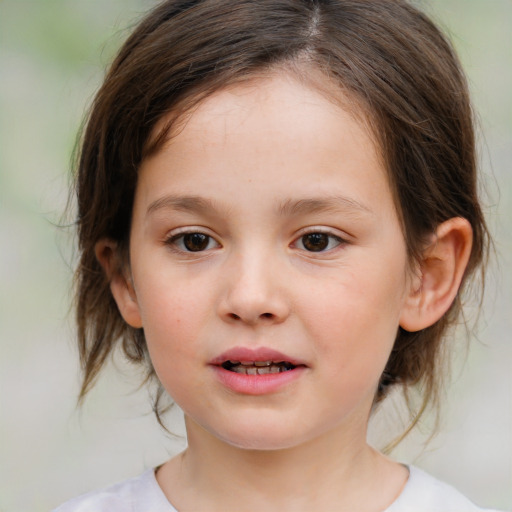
[211,366,306,395]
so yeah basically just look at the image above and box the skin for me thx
[100,71,473,511]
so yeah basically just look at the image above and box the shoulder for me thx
[386,466,503,512]
[52,469,177,512]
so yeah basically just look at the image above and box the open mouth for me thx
[221,360,296,375]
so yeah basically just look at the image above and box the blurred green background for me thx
[0,1,510,510]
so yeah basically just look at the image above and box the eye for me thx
[295,232,343,252]
[167,232,219,252]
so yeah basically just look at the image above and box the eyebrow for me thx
[146,194,374,218]
[146,195,226,216]
[277,196,374,217]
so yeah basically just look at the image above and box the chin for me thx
[222,434,298,451]
[207,418,319,452]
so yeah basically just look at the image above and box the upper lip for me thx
[210,347,306,367]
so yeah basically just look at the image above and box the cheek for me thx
[134,259,208,337]
[307,270,404,336]
[134,279,205,374]
[129,256,221,405]
[302,261,406,375]
[138,290,211,408]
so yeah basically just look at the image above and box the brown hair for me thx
[74,0,489,434]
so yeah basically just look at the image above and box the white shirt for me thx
[53,465,502,512]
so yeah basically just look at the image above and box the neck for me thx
[157,416,407,512]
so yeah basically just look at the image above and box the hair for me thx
[73,0,489,437]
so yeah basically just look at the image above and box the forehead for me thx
[156,71,377,164]
[147,66,380,158]
[135,71,397,223]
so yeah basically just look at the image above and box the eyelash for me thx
[165,230,220,253]
[292,230,346,253]
[165,228,346,255]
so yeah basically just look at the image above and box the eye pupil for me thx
[302,233,329,252]
[183,233,209,251]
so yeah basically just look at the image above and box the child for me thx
[55,0,501,510]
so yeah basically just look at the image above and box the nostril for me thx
[227,312,273,322]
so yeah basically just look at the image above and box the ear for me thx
[399,217,473,332]
[95,239,143,329]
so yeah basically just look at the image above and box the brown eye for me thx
[182,233,210,251]
[302,233,329,251]
[298,232,343,252]
[167,231,220,253]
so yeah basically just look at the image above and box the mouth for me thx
[211,347,306,394]
[221,360,297,375]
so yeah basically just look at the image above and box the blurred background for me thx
[0,1,510,510]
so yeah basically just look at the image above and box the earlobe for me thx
[95,239,143,329]
[399,217,473,332]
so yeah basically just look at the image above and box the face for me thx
[119,73,415,451]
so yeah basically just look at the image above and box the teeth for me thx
[239,360,274,367]
[229,362,295,375]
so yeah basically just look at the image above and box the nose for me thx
[217,250,290,326]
